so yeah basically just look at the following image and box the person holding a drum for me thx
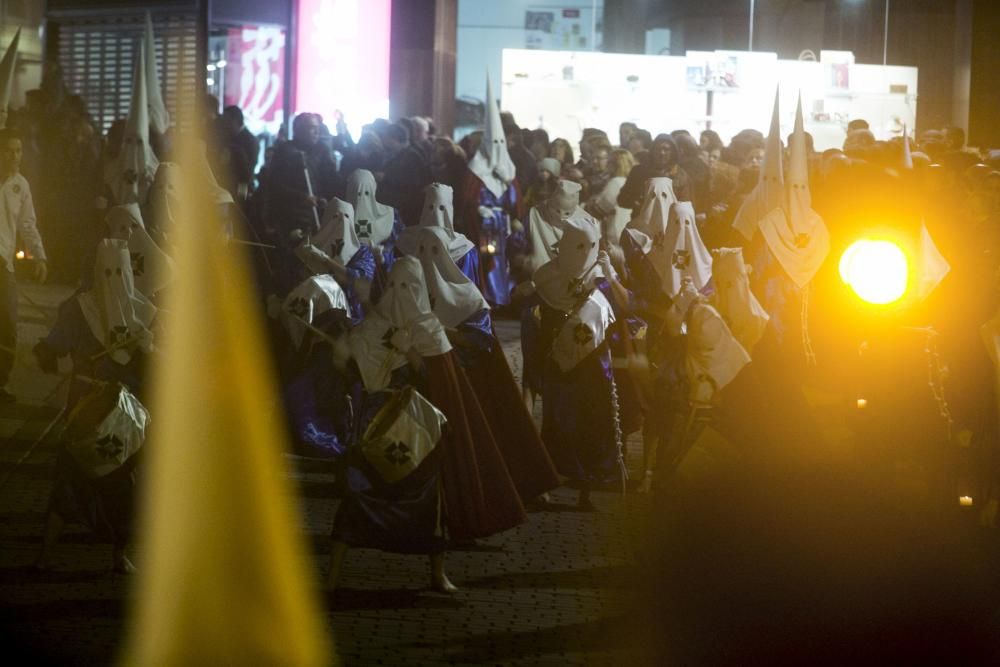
[33,238,156,573]
[326,257,526,592]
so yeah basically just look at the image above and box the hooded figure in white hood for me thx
[756,94,831,290]
[144,13,170,136]
[514,178,581,279]
[106,44,159,206]
[77,239,156,366]
[711,247,769,354]
[345,169,399,255]
[0,28,20,129]
[462,74,519,307]
[397,183,481,289]
[295,197,377,320]
[531,209,634,509]
[624,177,713,300]
[105,204,175,299]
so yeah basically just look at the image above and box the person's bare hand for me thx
[33,261,48,284]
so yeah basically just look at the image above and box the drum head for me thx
[64,382,126,442]
[363,386,414,445]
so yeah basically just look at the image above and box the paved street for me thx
[0,284,651,666]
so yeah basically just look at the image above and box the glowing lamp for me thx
[856,398,867,409]
[959,496,974,507]
[15,251,25,260]
[486,243,497,255]
[839,240,908,305]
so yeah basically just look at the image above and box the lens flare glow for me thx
[839,240,908,305]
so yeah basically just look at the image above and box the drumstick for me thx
[287,313,340,346]
[230,239,278,250]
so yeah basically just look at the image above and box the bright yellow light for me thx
[15,251,25,260]
[839,240,908,305]
[959,496,974,507]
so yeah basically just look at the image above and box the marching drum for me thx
[361,387,447,484]
[63,383,149,478]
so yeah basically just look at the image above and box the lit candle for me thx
[959,496,974,507]
[856,398,867,409]
[15,251,25,260]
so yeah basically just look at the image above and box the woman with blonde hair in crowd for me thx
[587,148,635,259]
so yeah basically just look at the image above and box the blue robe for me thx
[331,362,446,554]
[536,278,640,485]
[282,346,356,459]
[341,245,377,321]
[476,183,518,306]
[455,246,484,295]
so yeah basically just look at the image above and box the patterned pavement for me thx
[0,285,652,666]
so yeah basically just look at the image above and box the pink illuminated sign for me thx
[294,0,392,134]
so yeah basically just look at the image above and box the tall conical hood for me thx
[732,88,784,239]
[468,73,516,199]
[145,13,170,135]
[0,28,21,128]
[107,44,159,205]
[756,91,830,289]
[787,93,812,231]
[902,123,913,170]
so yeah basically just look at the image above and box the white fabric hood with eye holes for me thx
[710,247,769,354]
[397,183,474,263]
[106,43,159,206]
[627,180,712,298]
[756,93,830,289]
[526,179,582,273]
[375,256,452,357]
[468,74,516,199]
[311,197,362,266]
[533,209,604,313]
[411,225,489,329]
[77,238,156,365]
[105,204,175,298]
[345,169,395,247]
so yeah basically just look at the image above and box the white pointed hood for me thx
[526,179,580,272]
[533,209,604,312]
[77,238,156,365]
[281,274,349,348]
[468,74,516,199]
[148,161,182,240]
[411,224,489,329]
[757,93,830,288]
[902,124,913,170]
[374,256,451,357]
[397,183,474,262]
[710,247,769,354]
[627,178,712,297]
[145,13,170,135]
[733,89,784,240]
[107,44,159,205]
[0,28,20,129]
[311,197,361,266]
[345,169,395,247]
[916,222,950,300]
[105,204,175,297]
[685,303,751,403]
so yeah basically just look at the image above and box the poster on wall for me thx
[525,7,599,51]
[224,26,286,133]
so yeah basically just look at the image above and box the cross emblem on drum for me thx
[794,233,811,249]
[110,325,130,347]
[95,435,125,460]
[288,297,309,319]
[384,441,412,466]
[382,326,398,350]
[672,249,690,270]
[573,323,593,345]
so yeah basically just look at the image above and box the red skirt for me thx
[463,337,560,501]
[424,352,527,540]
